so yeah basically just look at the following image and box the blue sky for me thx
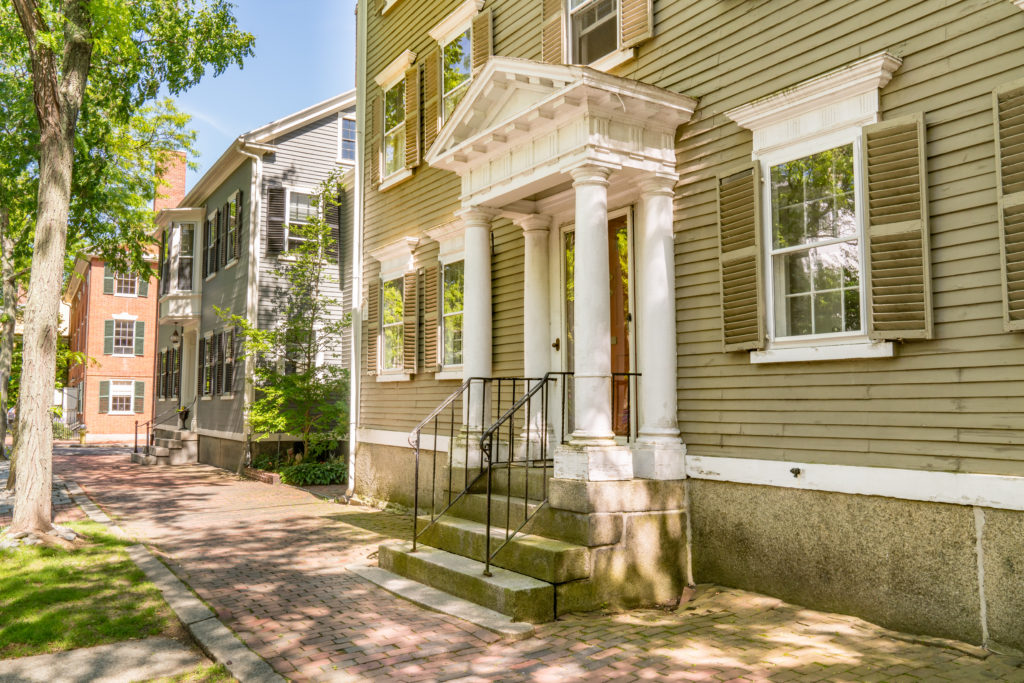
[175,1,357,189]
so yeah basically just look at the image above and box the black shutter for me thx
[197,338,206,398]
[219,204,228,267]
[202,219,211,278]
[325,187,342,262]
[267,187,286,254]
[234,190,243,260]
[215,333,225,395]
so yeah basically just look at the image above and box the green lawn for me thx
[0,520,177,659]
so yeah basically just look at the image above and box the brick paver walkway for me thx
[54,450,1024,682]
[0,458,84,527]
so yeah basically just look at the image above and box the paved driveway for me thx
[54,450,1024,682]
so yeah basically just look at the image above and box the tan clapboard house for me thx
[351,0,1024,647]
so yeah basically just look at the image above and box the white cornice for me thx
[1014,0,1024,11]
[244,89,356,144]
[375,50,417,89]
[726,51,902,132]
[429,0,484,44]
[369,236,420,279]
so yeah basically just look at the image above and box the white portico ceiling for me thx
[425,57,697,208]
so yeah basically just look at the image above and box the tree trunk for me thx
[0,208,15,463]
[9,0,93,535]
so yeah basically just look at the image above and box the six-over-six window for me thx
[768,144,862,338]
[383,79,406,178]
[381,277,404,371]
[442,29,472,121]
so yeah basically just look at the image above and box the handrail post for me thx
[134,420,139,453]
[483,434,493,577]
[412,431,421,551]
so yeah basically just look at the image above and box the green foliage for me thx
[219,169,351,456]
[279,461,347,487]
[0,521,173,659]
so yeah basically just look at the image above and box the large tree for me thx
[4,0,252,536]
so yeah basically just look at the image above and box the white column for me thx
[570,165,614,444]
[554,164,633,481]
[634,174,686,479]
[459,207,494,431]
[516,214,551,446]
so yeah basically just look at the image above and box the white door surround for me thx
[427,57,697,481]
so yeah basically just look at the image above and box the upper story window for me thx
[340,116,356,162]
[441,260,464,366]
[286,189,316,252]
[570,0,618,64]
[113,320,136,356]
[768,144,861,338]
[115,272,138,296]
[178,224,195,290]
[381,277,404,371]
[384,79,406,178]
[442,30,472,121]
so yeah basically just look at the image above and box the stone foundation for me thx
[198,435,246,472]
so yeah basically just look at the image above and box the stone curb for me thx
[348,564,535,641]
[66,480,284,683]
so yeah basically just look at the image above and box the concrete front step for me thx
[416,514,589,584]
[154,437,182,449]
[378,542,554,623]
[449,464,554,500]
[450,492,543,529]
[153,427,198,442]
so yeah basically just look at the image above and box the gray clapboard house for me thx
[146,90,357,470]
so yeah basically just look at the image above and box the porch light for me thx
[170,328,181,351]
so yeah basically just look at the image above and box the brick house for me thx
[63,153,186,442]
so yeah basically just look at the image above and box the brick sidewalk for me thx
[54,450,1024,683]
[0,459,84,528]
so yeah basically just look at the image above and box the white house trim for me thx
[429,0,484,45]
[375,50,416,89]
[111,312,139,321]
[685,455,1024,512]
[369,236,419,280]
[751,340,894,364]
[425,220,465,263]
[357,427,450,452]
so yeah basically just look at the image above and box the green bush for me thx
[279,460,347,487]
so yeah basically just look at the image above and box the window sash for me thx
[441,261,464,367]
[114,273,137,296]
[442,30,472,121]
[109,381,134,414]
[570,0,619,64]
[383,124,406,178]
[381,278,404,371]
[285,190,315,251]
[113,321,135,356]
[341,118,357,161]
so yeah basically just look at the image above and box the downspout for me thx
[346,0,367,501]
[238,141,265,471]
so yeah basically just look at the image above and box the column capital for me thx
[638,174,678,197]
[456,205,497,228]
[512,213,552,234]
[569,163,613,187]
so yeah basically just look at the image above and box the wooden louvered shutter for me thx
[138,273,148,297]
[103,263,114,294]
[218,207,227,268]
[472,8,493,74]
[134,321,145,356]
[157,352,165,398]
[863,113,932,340]
[223,330,234,394]
[620,0,653,48]
[325,187,342,261]
[174,347,182,398]
[422,48,441,153]
[233,190,243,260]
[98,380,109,414]
[366,279,380,375]
[995,83,1024,331]
[215,333,225,395]
[202,219,210,277]
[103,319,114,355]
[404,66,420,169]
[542,0,564,64]
[370,94,382,188]
[717,164,765,351]
[403,271,418,374]
[197,338,206,398]
[267,187,286,254]
[134,381,145,414]
[422,265,441,373]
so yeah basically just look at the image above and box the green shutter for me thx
[134,321,145,355]
[103,320,114,355]
[98,380,110,414]
[862,113,933,341]
[134,381,145,414]
[103,264,114,294]
[138,275,148,297]
[717,164,765,351]
[994,82,1024,331]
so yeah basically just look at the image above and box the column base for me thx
[554,441,634,481]
[633,439,687,480]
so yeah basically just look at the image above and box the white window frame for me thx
[430,1,483,124]
[374,51,416,189]
[174,222,197,292]
[114,272,138,297]
[109,380,135,415]
[338,114,357,164]
[382,79,407,180]
[440,259,465,370]
[112,319,136,357]
[284,186,318,253]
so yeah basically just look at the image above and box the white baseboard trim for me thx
[685,455,1024,512]
[196,427,246,442]
[356,427,449,452]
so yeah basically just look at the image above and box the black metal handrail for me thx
[409,376,536,551]
[134,417,154,454]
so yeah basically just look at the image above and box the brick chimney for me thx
[154,151,187,212]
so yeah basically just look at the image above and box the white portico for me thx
[426,57,696,481]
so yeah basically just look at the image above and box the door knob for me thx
[552,337,560,351]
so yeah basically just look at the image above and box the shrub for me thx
[279,460,347,487]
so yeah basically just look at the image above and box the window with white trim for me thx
[109,380,134,414]
[381,277,404,371]
[570,0,618,65]
[768,143,862,338]
[178,224,195,290]
[441,260,464,366]
[115,272,138,296]
[442,29,472,121]
[113,320,135,356]
[383,79,406,178]
[286,190,316,252]
[340,116,356,162]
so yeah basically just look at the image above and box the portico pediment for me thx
[425,57,698,208]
